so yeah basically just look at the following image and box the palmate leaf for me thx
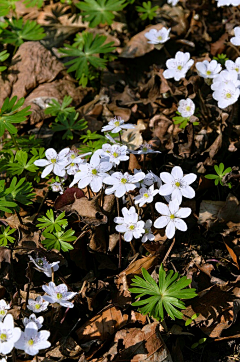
[42,229,75,252]
[0,0,20,17]
[52,112,87,140]
[23,0,44,8]
[0,96,31,137]
[44,96,75,119]
[76,0,126,28]
[2,18,45,47]
[136,1,158,21]
[6,149,40,176]
[60,32,115,83]
[130,264,197,321]
[0,226,16,246]
[37,210,68,233]
[0,50,9,72]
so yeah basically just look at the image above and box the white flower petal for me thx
[166,221,176,239]
[155,202,170,216]
[169,200,180,215]
[154,216,169,229]
[174,218,187,231]
[45,148,57,160]
[183,174,197,185]
[160,172,174,184]
[41,164,53,178]
[171,166,183,179]
[175,207,191,218]
[159,183,174,196]
[181,185,195,199]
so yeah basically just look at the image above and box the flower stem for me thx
[11,134,19,150]
[116,197,122,269]
[51,267,54,283]
[119,131,122,144]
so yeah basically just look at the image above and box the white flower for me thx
[177,98,195,118]
[101,116,135,133]
[69,153,112,193]
[163,51,194,81]
[27,296,49,314]
[225,57,240,77]
[66,151,90,176]
[0,301,10,321]
[144,27,171,45]
[23,314,43,330]
[101,144,129,166]
[28,256,60,278]
[130,143,161,155]
[51,182,64,194]
[215,0,231,5]
[230,27,240,46]
[167,0,179,5]
[134,185,158,207]
[34,148,69,178]
[196,60,222,79]
[0,314,21,355]
[15,322,50,356]
[154,201,191,239]
[211,70,240,91]
[142,220,155,243]
[159,166,197,204]
[212,81,240,109]
[104,171,145,198]
[0,358,7,362]
[42,282,77,308]
[114,206,145,242]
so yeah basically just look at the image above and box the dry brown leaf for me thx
[198,200,225,228]
[121,119,146,150]
[76,305,128,343]
[71,195,108,226]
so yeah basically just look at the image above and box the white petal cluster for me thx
[28,255,60,278]
[114,206,145,242]
[15,321,50,356]
[27,296,49,314]
[42,282,77,308]
[142,220,155,243]
[167,0,179,5]
[134,185,159,207]
[144,27,171,45]
[104,171,145,198]
[177,98,195,118]
[196,60,222,79]
[101,116,135,133]
[23,314,44,330]
[0,314,21,355]
[100,144,129,166]
[230,27,240,46]
[225,57,240,77]
[51,182,64,194]
[211,70,240,109]
[163,51,194,81]
[216,0,240,6]
[130,142,161,155]
[0,300,10,321]
[159,166,197,204]
[34,148,70,178]
[154,201,191,239]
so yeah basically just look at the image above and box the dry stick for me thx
[162,237,175,265]
[116,197,122,269]
[51,267,54,283]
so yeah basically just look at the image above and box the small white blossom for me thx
[0,358,7,362]
[196,60,222,79]
[51,182,64,194]
[101,116,135,133]
[134,185,158,207]
[230,27,240,46]
[177,98,195,118]
[0,300,10,321]
[34,148,69,178]
[28,256,60,278]
[154,201,191,239]
[211,70,240,91]
[0,314,21,355]
[66,151,91,176]
[216,0,240,5]
[225,57,240,77]
[212,81,240,109]
[159,166,197,204]
[27,296,49,314]
[23,314,43,330]
[104,171,145,198]
[167,0,179,5]
[42,282,77,308]
[144,27,171,45]
[130,142,161,155]
[15,322,50,356]
[100,143,129,166]
[70,153,112,193]
[114,206,145,242]
[163,51,194,81]
[142,220,155,243]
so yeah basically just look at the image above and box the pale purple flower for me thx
[15,322,50,356]
[51,182,64,194]
[28,255,60,278]
[142,220,155,243]
[130,142,161,155]
[101,116,135,133]
[134,185,158,207]
[23,314,44,330]
[42,282,77,308]
[154,201,191,239]
[27,296,49,314]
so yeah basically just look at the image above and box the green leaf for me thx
[130,264,197,321]
[0,96,31,137]
[44,96,75,119]
[51,112,87,140]
[23,0,44,8]
[205,174,218,180]
[60,31,115,85]
[0,225,16,246]
[2,18,45,47]
[42,229,75,252]
[136,1,158,20]
[0,50,9,72]
[0,0,20,16]
[76,0,126,27]
[37,210,68,233]
[7,150,39,176]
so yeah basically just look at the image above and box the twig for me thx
[162,238,175,265]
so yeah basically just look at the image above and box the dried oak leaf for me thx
[71,196,108,226]
[76,305,128,343]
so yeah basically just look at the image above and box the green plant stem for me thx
[11,134,19,150]
[119,131,122,144]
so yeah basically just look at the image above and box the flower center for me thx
[175,181,181,187]
[225,92,232,99]
[177,65,183,70]
[121,178,127,184]
[70,154,75,159]
[51,158,56,164]
[206,70,212,75]
[143,193,149,198]
[185,106,191,111]
[129,225,135,230]
[0,310,5,316]
[70,163,75,167]
[57,293,62,300]
[35,304,41,310]
[28,339,34,346]
[114,121,120,127]
[37,259,44,267]
[113,152,119,158]
[0,333,7,341]
[170,214,175,220]
[236,68,239,72]
[92,169,98,175]
[142,147,148,152]
[157,35,162,41]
